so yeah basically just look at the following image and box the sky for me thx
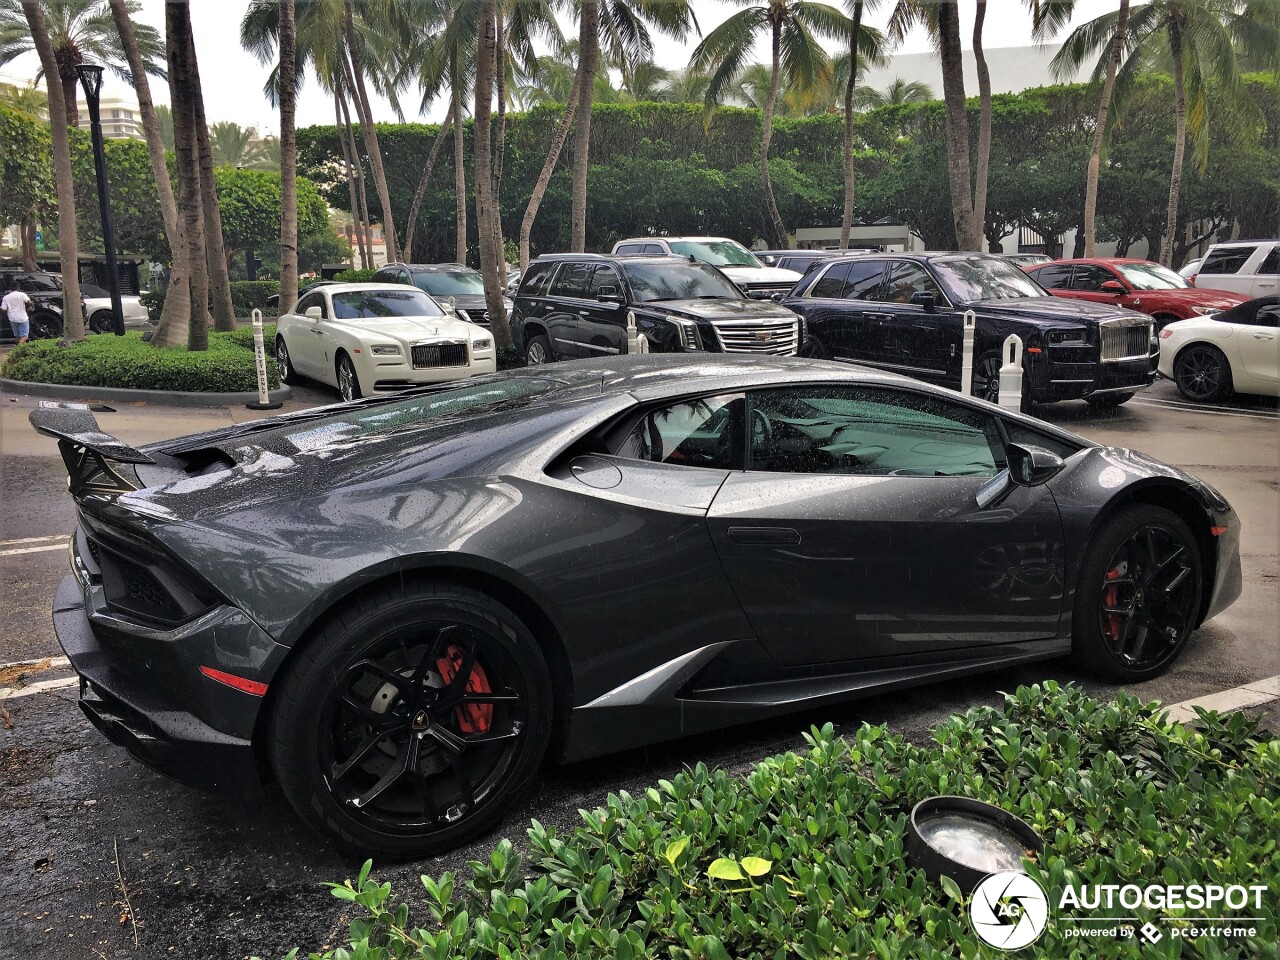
[1,0,1120,134]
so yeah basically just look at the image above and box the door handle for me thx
[578,310,589,316]
[1254,333,1274,340]
[726,526,801,545]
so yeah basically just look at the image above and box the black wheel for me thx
[799,336,829,359]
[1173,344,1232,403]
[270,581,553,858]
[276,336,299,385]
[1084,392,1134,409]
[1072,505,1202,682]
[525,334,552,365]
[972,351,1032,413]
[336,352,362,401]
[88,310,115,334]
[29,311,62,340]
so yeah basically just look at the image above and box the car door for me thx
[802,259,887,362]
[576,264,628,356]
[1196,245,1260,296]
[1253,246,1279,298]
[544,262,594,358]
[284,291,325,376]
[1066,263,1126,307]
[706,385,1066,665]
[874,261,958,384]
[1029,264,1077,297]
[1232,302,1279,385]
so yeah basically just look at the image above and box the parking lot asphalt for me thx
[0,375,1276,960]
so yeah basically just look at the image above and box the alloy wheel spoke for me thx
[349,736,419,809]
[339,692,403,729]
[425,723,468,757]
[331,729,391,783]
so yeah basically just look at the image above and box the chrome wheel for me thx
[972,354,1001,404]
[276,338,294,384]
[525,336,550,365]
[337,354,361,401]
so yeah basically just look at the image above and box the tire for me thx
[276,336,299,385]
[29,311,62,341]
[972,351,1033,413]
[336,352,362,401]
[525,334,553,365]
[1071,505,1203,682]
[1173,344,1233,403]
[1084,392,1135,409]
[800,336,830,359]
[88,310,115,334]
[270,581,553,858]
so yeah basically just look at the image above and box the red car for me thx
[1023,258,1247,328]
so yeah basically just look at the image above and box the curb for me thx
[0,377,292,408]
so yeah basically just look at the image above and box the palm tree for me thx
[19,0,81,341]
[279,0,298,313]
[0,79,47,116]
[693,0,849,249]
[515,48,577,106]
[167,0,210,350]
[1052,0,1276,265]
[473,0,509,347]
[208,121,277,168]
[836,0,888,249]
[660,65,712,104]
[619,58,670,101]
[1,0,164,127]
[848,75,933,109]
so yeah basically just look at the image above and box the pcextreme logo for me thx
[967,876,1269,950]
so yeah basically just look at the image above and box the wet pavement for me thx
[0,375,1276,960]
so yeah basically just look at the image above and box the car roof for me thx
[1043,258,1158,266]
[304,282,433,295]
[616,237,737,245]
[532,253,693,265]
[393,263,477,273]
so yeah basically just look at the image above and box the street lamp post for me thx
[75,62,125,336]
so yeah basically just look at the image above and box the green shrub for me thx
[229,280,281,316]
[334,268,378,283]
[140,288,165,325]
[267,683,1280,960]
[1,330,280,392]
[496,345,523,371]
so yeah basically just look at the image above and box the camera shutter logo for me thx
[969,871,1050,950]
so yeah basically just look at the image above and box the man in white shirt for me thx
[2,280,32,343]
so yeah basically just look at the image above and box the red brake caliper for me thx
[1104,567,1122,640]
[435,644,494,734]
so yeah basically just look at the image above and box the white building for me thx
[75,93,144,139]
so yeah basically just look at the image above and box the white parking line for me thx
[0,534,70,547]
[0,543,67,557]
[0,655,70,671]
[1133,398,1279,421]
[0,676,79,700]
[1162,675,1280,724]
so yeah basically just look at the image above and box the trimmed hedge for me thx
[1,328,280,392]
[266,683,1280,960]
[230,280,281,314]
[334,268,378,283]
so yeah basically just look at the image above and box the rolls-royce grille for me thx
[411,342,468,368]
[1099,322,1153,362]
[712,320,799,356]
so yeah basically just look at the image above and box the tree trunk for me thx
[278,0,299,309]
[166,0,208,351]
[452,94,468,264]
[334,92,364,269]
[839,0,864,250]
[20,219,37,270]
[493,8,507,194]
[53,47,80,129]
[473,0,510,349]
[21,1,82,342]
[403,112,453,263]
[971,0,992,240]
[570,0,599,251]
[519,74,580,271]
[760,18,789,250]
[1160,18,1186,267]
[343,0,398,264]
[936,0,979,250]
[337,88,372,269]
[1083,0,1130,257]
[185,25,236,332]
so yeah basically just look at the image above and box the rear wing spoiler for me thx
[30,406,154,498]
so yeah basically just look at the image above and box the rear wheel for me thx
[1173,344,1232,402]
[270,582,553,858]
[1071,505,1202,682]
[29,311,62,340]
[525,334,552,365]
[337,352,362,401]
[972,351,1032,413]
[88,310,115,334]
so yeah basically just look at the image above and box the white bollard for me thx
[246,308,283,410]
[959,309,977,396]
[626,311,649,354]
[997,334,1024,412]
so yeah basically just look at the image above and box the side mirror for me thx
[597,285,622,303]
[910,291,937,312]
[1100,279,1125,293]
[771,292,786,304]
[1006,442,1065,486]
[304,306,322,320]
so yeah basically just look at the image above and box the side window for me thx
[880,262,944,305]
[746,387,1002,478]
[1258,246,1279,275]
[295,292,320,316]
[614,243,643,254]
[589,265,622,298]
[550,262,593,299]
[1069,265,1115,292]
[844,260,887,300]
[372,270,393,283]
[1032,265,1072,289]
[615,394,745,470]
[519,261,556,297]
[642,244,665,254]
[1200,246,1257,275]
[1248,304,1279,329]
[809,262,852,299]
[1001,421,1080,460]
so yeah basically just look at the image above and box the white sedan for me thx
[82,283,150,332]
[1158,296,1279,402]
[275,283,496,401]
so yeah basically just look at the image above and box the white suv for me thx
[611,236,801,299]
[1192,240,1279,298]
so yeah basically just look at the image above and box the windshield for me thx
[625,262,745,302]
[412,269,486,297]
[669,240,762,268]
[932,257,1047,302]
[282,377,562,450]
[1115,262,1188,291]
[331,289,444,319]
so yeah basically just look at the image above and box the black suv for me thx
[0,269,77,340]
[510,254,803,364]
[783,252,1158,409]
[372,262,507,326]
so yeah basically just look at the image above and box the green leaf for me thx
[939,874,964,904]
[706,858,745,881]
[739,856,772,877]
[665,836,690,865]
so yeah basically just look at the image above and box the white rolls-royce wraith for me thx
[276,283,497,401]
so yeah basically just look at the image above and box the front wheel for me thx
[336,352,362,401]
[1071,505,1203,682]
[276,336,299,385]
[1085,392,1135,409]
[88,310,115,334]
[1173,344,1232,403]
[799,336,829,359]
[270,581,553,858]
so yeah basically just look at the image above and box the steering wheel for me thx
[751,408,773,450]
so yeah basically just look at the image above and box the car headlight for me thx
[457,309,472,322]
[370,344,401,356]
[1191,306,1220,316]
[472,338,492,351]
